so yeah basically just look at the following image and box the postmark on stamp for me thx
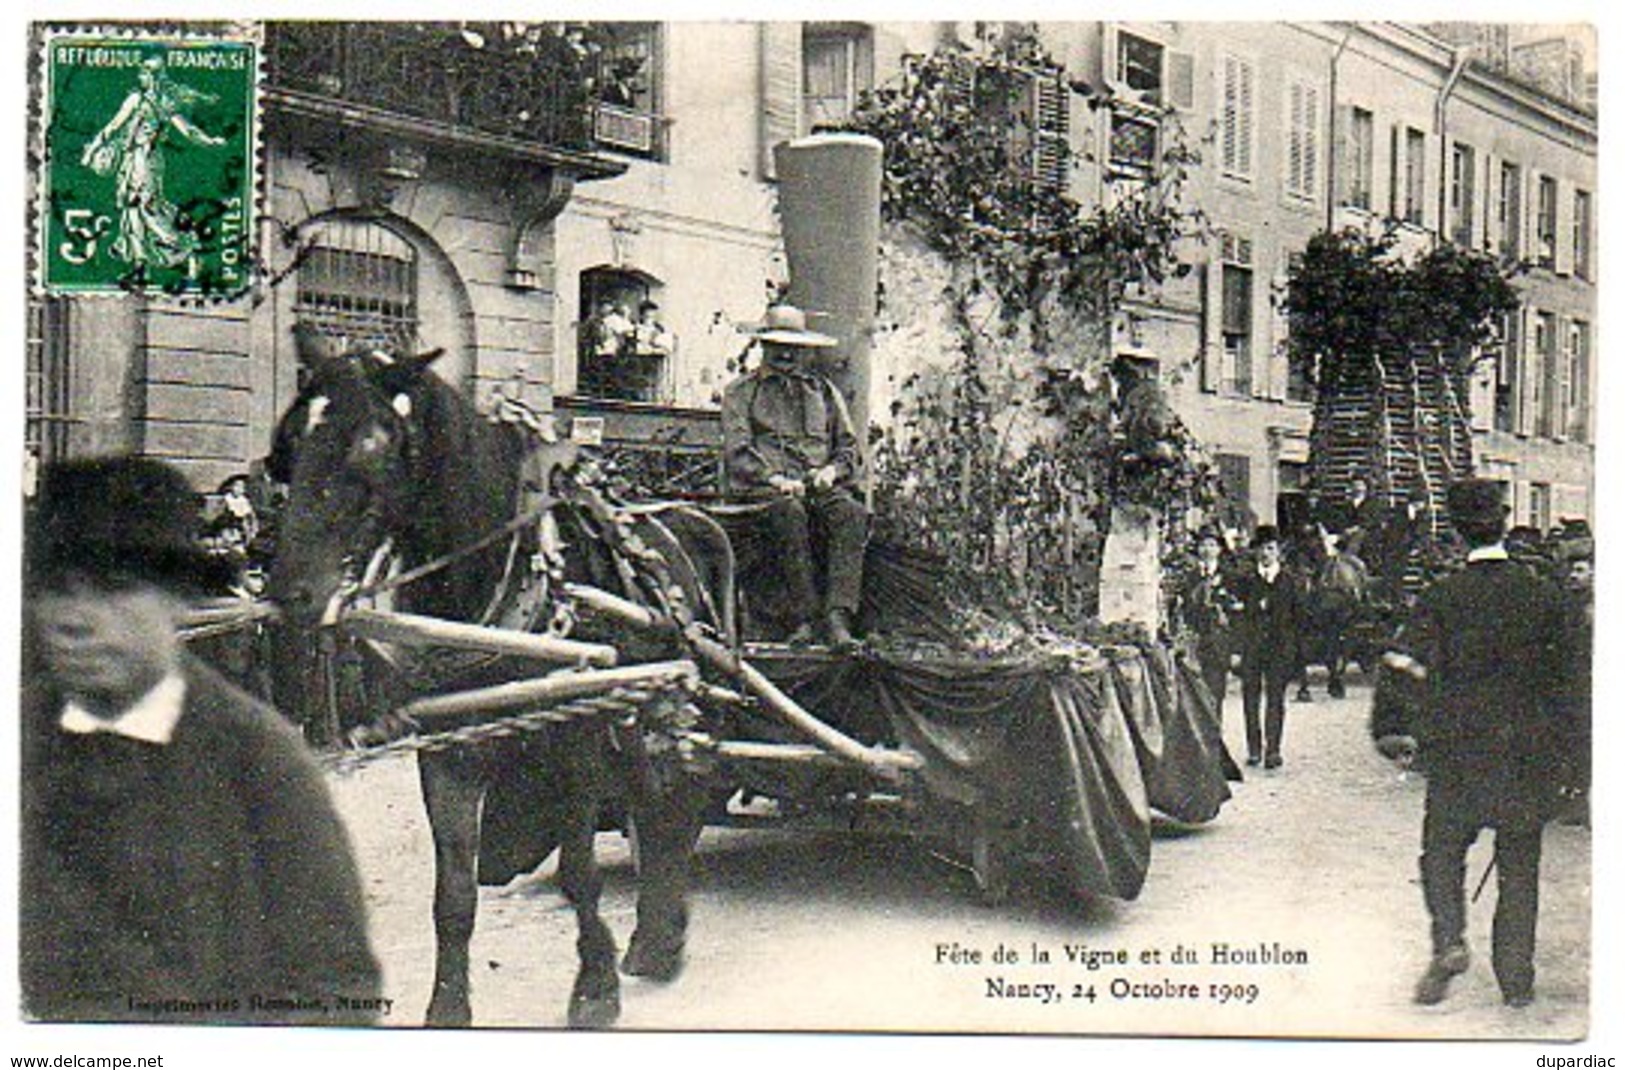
[36,30,258,299]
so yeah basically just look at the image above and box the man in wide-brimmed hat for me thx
[22,455,379,1023]
[721,304,867,646]
[1372,478,1586,1010]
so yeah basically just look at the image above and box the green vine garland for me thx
[844,26,1219,624]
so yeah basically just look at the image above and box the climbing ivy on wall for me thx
[843,25,1219,624]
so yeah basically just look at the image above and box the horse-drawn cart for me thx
[187,572,1235,909]
[204,337,1239,1027]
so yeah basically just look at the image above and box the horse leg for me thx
[1327,623,1348,698]
[622,772,704,982]
[558,726,620,1029]
[420,751,485,1027]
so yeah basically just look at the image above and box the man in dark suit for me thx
[1171,528,1240,721]
[1231,525,1304,770]
[22,456,381,1024]
[1372,479,1583,1008]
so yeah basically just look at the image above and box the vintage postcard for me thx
[9,12,1609,1069]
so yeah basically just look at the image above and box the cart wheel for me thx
[972,832,1010,908]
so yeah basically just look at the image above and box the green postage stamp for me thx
[36,29,259,298]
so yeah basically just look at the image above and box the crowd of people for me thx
[1168,477,1592,1014]
[19,300,1592,1024]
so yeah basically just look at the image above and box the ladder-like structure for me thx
[1310,348,1475,593]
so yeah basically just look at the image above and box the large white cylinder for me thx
[773,133,883,438]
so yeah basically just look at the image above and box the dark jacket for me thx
[721,366,859,495]
[1230,563,1304,674]
[1170,558,1238,650]
[1376,558,1585,814]
[20,656,380,1024]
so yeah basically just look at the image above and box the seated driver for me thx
[721,304,867,646]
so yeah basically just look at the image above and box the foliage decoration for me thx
[844,25,1218,625]
[1284,227,1521,576]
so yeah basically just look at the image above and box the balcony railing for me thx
[266,22,594,151]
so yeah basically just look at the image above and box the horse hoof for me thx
[567,991,621,1030]
[424,1000,473,1029]
[622,934,686,983]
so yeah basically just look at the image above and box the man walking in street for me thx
[1372,479,1584,1009]
[1231,525,1303,770]
[21,456,380,1023]
[1172,528,1239,722]
[721,304,867,647]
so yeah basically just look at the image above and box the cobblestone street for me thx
[327,668,1591,1040]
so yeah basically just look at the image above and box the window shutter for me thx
[1514,304,1540,432]
[759,22,803,180]
[1102,23,1122,90]
[1268,272,1290,401]
[1521,169,1534,265]
[1553,317,1572,441]
[1286,83,1305,196]
[1032,73,1070,191]
[1421,132,1441,232]
[1388,124,1402,218]
[1483,152,1499,253]
[1515,306,1535,436]
[1199,262,1219,392]
[1303,84,1320,201]
[1167,49,1195,111]
[1554,180,1574,275]
[1336,105,1355,206]
[1221,54,1254,179]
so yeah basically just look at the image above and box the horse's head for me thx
[268,326,444,624]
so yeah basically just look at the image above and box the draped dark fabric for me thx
[472,640,1234,900]
[742,643,1234,901]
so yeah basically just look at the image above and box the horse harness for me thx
[333,394,719,699]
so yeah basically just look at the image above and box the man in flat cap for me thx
[22,455,380,1024]
[1372,478,1585,1009]
[721,304,867,646]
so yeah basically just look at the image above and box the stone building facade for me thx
[26,21,1596,530]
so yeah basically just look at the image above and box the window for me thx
[1402,127,1426,225]
[1109,107,1159,177]
[25,296,73,479]
[1566,320,1590,442]
[1533,310,1557,437]
[1219,233,1254,397]
[1450,142,1476,246]
[1284,76,1321,203]
[1498,161,1522,261]
[576,267,668,403]
[1528,482,1552,532]
[294,221,419,359]
[802,24,873,131]
[1573,188,1592,279]
[1220,53,1255,180]
[1537,176,1558,268]
[1494,309,1520,433]
[592,23,661,157]
[1341,106,1374,210]
[1117,32,1165,101]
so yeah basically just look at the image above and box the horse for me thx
[266,333,725,1028]
[1299,529,1371,700]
